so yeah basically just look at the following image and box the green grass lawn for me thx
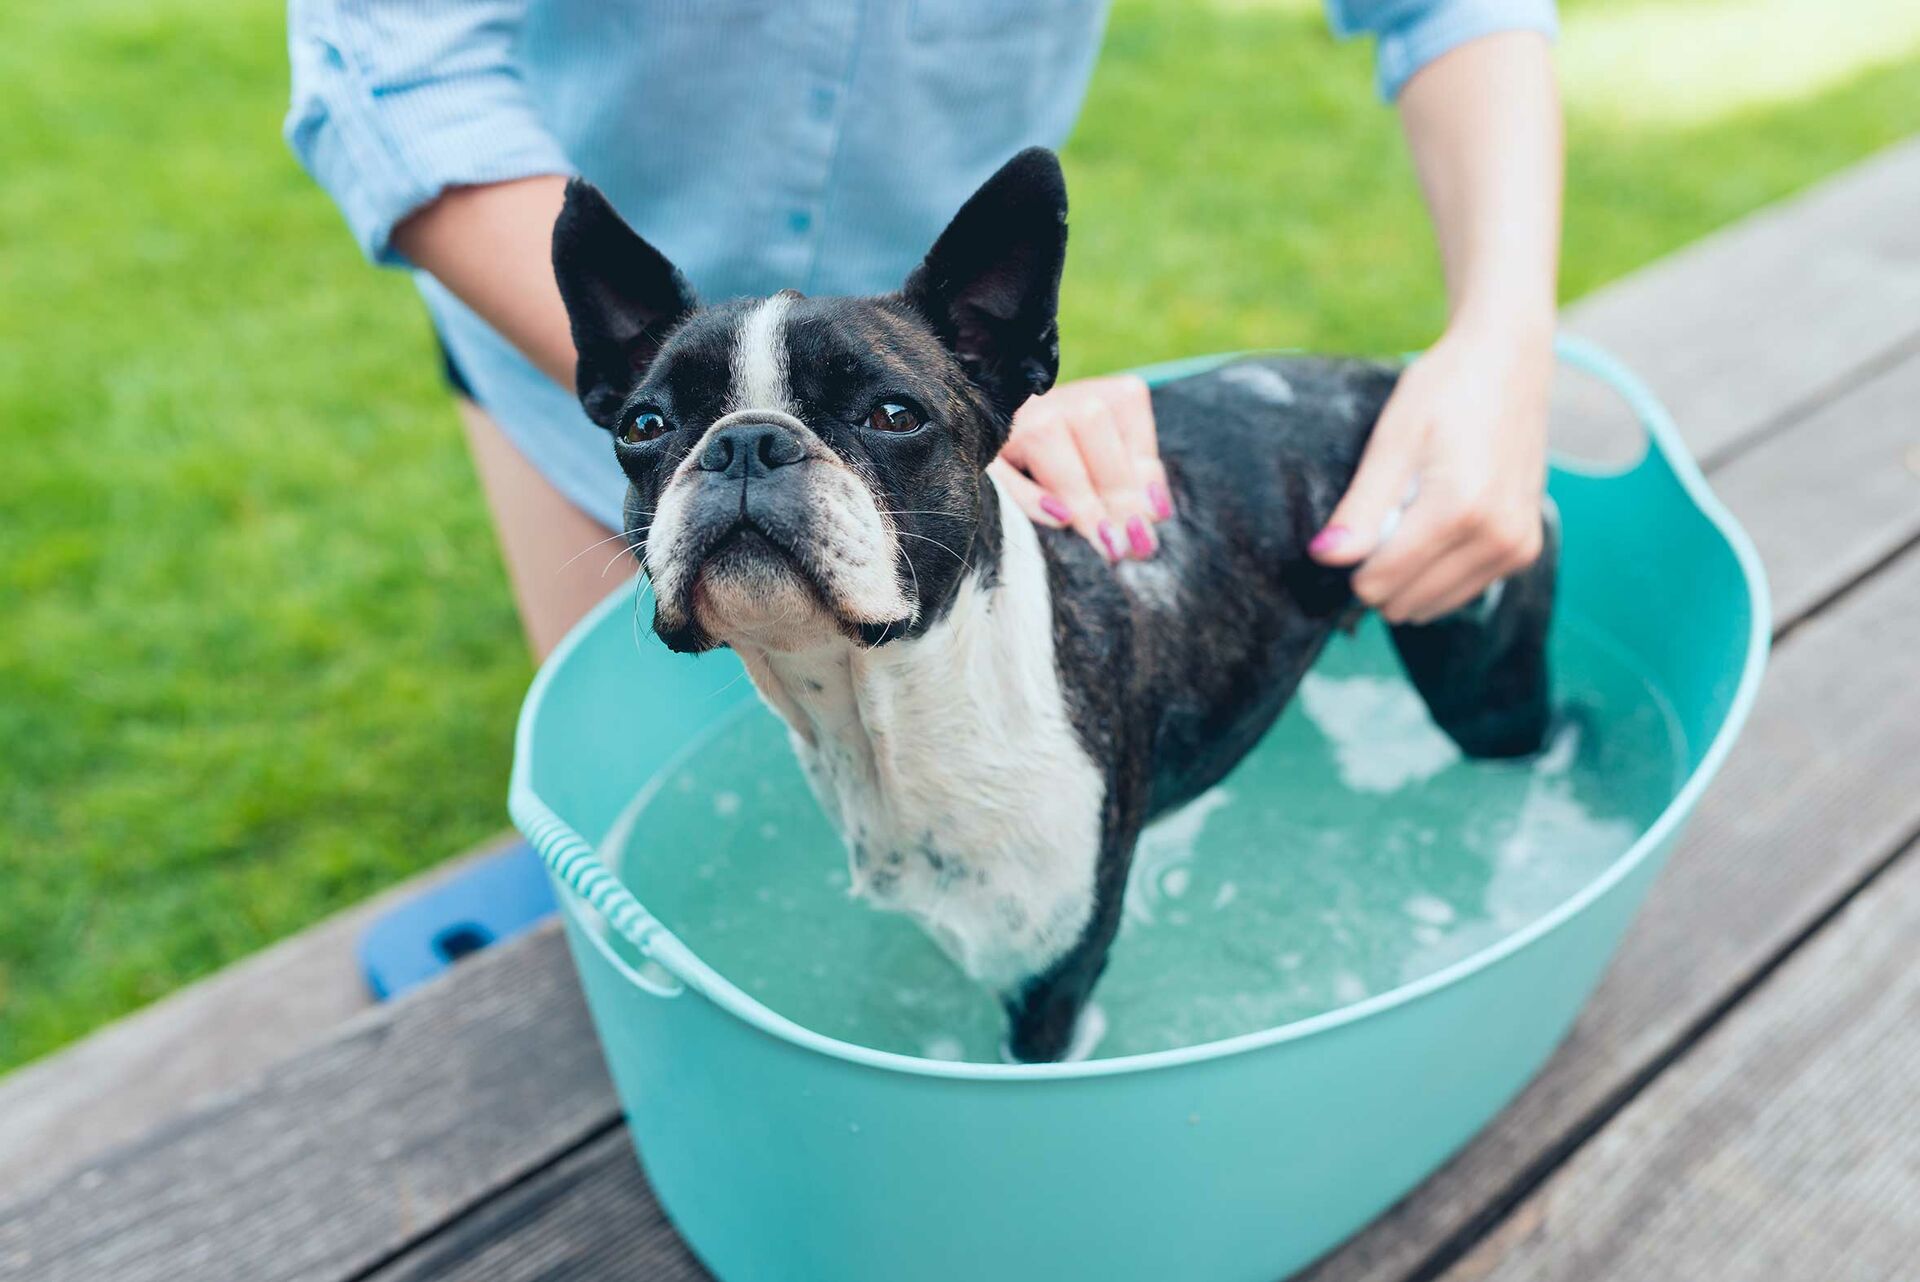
[4,0,1919,1073]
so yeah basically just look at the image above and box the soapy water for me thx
[598,616,1685,1062]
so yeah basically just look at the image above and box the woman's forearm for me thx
[390,174,578,388]
[1397,31,1562,343]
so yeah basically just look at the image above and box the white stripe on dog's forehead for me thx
[728,293,795,414]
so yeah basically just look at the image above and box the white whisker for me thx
[894,529,976,575]
[561,527,642,571]
[629,578,646,655]
[601,544,641,578]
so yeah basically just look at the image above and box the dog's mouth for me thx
[692,522,823,600]
[657,516,847,650]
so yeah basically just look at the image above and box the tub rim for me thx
[510,335,1771,1083]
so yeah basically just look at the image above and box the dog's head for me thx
[552,148,1068,654]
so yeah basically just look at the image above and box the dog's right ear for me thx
[552,180,698,429]
[902,148,1068,426]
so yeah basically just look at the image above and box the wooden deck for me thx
[5,138,1919,1282]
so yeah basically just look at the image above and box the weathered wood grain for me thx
[1708,350,1920,627]
[0,922,616,1282]
[1553,136,1920,466]
[364,1130,709,1282]
[1441,847,1920,1282]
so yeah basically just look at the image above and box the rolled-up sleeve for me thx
[1326,0,1557,102]
[284,0,574,266]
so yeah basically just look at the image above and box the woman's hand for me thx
[1312,28,1563,625]
[1309,321,1552,623]
[989,374,1172,562]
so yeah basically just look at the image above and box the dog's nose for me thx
[696,421,808,479]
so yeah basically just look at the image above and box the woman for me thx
[286,0,1561,658]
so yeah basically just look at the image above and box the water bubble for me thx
[1298,673,1461,793]
[922,1035,966,1061]
[713,790,742,817]
[1404,894,1456,926]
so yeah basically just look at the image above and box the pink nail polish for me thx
[1309,524,1350,556]
[1097,522,1121,562]
[1126,516,1156,558]
[1039,494,1072,524]
[1147,482,1173,520]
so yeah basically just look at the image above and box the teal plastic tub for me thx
[511,336,1768,1282]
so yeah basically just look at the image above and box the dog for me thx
[551,148,1555,1061]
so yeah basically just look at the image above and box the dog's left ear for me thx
[902,147,1068,425]
[552,179,699,429]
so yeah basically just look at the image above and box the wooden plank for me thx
[1441,847,1920,1282]
[1709,350,1920,627]
[0,833,524,1201]
[363,1130,709,1282]
[0,921,617,1282]
[1553,135,1920,465]
[1296,545,1920,1282]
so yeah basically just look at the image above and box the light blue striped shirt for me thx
[286,0,1555,529]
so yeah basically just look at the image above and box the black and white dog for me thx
[552,149,1555,1061]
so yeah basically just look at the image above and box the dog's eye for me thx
[619,411,670,445]
[866,402,921,433]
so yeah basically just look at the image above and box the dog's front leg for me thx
[1002,828,1140,1062]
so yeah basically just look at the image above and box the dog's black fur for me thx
[553,149,1554,1060]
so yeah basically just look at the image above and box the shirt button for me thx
[789,209,812,235]
[809,86,835,121]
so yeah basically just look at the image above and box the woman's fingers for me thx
[1098,374,1173,519]
[1001,404,1114,559]
[1348,489,1471,610]
[1068,397,1157,559]
[1377,542,1504,624]
[986,459,1071,529]
[1361,487,1545,621]
[1003,377,1170,562]
[1309,388,1423,567]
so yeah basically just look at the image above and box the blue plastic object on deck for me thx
[358,841,556,1000]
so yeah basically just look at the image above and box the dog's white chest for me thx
[743,493,1105,991]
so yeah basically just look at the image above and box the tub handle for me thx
[514,799,693,999]
[1551,333,1709,495]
